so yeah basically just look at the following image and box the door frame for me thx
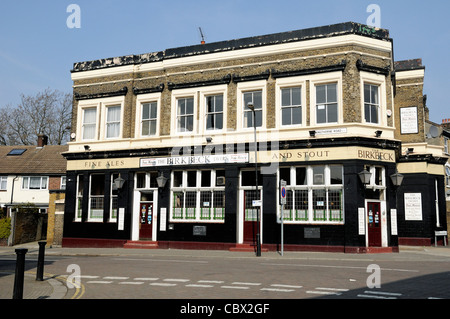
[132,189,158,241]
[238,186,263,245]
[364,199,387,248]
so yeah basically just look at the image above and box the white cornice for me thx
[72,34,392,81]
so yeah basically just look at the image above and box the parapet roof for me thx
[72,22,391,73]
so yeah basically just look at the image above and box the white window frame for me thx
[135,92,161,138]
[310,72,343,126]
[237,80,267,131]
[275,76,307,129]
[77,96,125,142]
[0,176,7,191]
[60,176,67,190]
[75,174,83,222]
[201,86,227,134]
[171,89,197,136]
[88,174,105,222]
[170,169,226,223]
[277,165,344,225]
[80,104,99,141]
[100,97,125,140]
[22,176,48,190]
[360,72,387,127]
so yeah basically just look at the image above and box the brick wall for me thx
[72,43,393,139]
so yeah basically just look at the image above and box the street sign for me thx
[280,180,287,205]
[252,200,262,207]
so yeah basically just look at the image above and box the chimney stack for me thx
[37,134,48,147]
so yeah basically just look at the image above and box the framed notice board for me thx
[400,106,419,134]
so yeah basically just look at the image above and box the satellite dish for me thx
[429,126,439,138]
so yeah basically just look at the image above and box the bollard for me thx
[13,248,28,299]
[36,241,46,281]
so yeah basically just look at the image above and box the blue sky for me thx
[0,0,448,123]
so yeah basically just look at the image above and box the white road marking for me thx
[263,263,418,273]
[307,291,342,295]
[134,277,159,281]
[270,284,303,289]
[86,281,113,284]
[164,278,190,282]
[119,282,144,285]
[198,280,224,284]
[103,276,129,280]
[150,283,177,287]
[261,288,295,292]
[80,275,100,279]
[316,287,349,292]
[357,294,396,299]
[221,286,250,290]
[232,282,261,286]
[186,284,214,288]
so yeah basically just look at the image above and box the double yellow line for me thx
[25,271,86,299]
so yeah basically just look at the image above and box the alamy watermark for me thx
[366,264,381,289]
[66,4,81,29]
[366,4,381,28]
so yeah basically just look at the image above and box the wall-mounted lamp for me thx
[156,173,168,188]
[358,169,372,187]
[390,171,404,187]
[206,136,213,143]
[114,174,125,190]
[84,145,91,151]
[375,130,383,138]
[407,148,414,155]
[309,130,316,138]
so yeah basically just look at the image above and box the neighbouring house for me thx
[0,135,68,245]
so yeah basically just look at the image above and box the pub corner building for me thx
[62,22,448,253]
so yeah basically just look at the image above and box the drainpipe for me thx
[8,176,19,246]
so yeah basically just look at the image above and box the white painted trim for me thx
[395,69,425,80]
[72,35,392,81]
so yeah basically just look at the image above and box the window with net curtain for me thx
[82,108,97,140]
[106,105,121,138]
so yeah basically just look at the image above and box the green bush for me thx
[0,218,11,239]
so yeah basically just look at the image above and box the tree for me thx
[0,89,72,145]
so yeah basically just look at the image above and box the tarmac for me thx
[0,241,449,300]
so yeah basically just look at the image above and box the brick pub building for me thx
[62,22,448,253]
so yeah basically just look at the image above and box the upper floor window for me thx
[177,97,194,133]
[364,84,380,124]
[22,176,48,190]
[243,90,262,128]
[82,108,97,140]
[281,87,302,126]
[106,105,121,138]
[206,95,224,131]
[316,83,338,124]
[141,102,158,136]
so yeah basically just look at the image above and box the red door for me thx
[367,202,381,247]
[243,190,261,244]
[139,203,153,240]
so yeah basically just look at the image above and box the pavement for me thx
[1,241,449,300]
